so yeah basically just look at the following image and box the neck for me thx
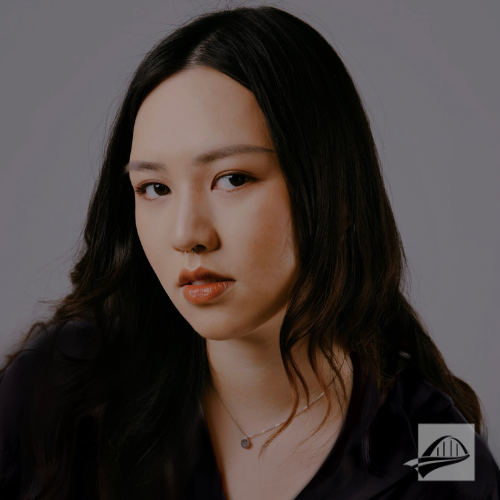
[202,308,352,434]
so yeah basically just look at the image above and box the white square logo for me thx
[403,423,475,481]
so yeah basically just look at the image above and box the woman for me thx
[0,5,498,500]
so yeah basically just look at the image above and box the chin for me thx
[187,316,251,341]
[167,288,287,342]
[174,307,258,341]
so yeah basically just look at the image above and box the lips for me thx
[182,280,235,304]
[178,267,234,287]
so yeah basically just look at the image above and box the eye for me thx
[134,174,253,201]
[134,182,170,200]
[215,173,252,190]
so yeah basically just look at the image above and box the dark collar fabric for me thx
[186,351,500,500]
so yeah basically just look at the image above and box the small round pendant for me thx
[241,438,250,449]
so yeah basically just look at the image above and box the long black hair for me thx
[0,6,486,499]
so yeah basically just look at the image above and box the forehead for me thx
[131,66,273,158]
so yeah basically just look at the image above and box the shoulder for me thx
[23,319,99,359]
[375,366,500,499]
[0,320,99,491]
[0,319,99,390]
[0,319,99,412]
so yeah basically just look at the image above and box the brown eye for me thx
[152,183,169,195]
[215,174,252,190]
[228,174,247,187]
[145,183,170,198]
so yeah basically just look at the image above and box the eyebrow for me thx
[124,144,276,174]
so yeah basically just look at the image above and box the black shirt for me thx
[187,347,500,499]
[1,321,499,499]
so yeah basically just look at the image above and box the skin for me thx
[128,66,353,499]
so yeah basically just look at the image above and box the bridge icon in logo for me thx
[404,435,470,477]
[403,423,475,481]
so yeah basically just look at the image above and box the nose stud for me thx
[181,246,199,254]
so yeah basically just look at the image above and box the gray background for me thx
[1,0,499,462]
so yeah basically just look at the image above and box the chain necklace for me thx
[210,379,334,449]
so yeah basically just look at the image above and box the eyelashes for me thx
[133,173,254,202]
[133,183,170,199]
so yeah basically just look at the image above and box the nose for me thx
[171,187,220,255]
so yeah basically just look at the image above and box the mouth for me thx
[178,267,234,287]
[181,279,235,304]
[188,279,226,285]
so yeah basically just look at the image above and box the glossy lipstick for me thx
[178,267,235,304]
[182,281,235,304]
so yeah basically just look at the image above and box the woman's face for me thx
[128,66,297,340]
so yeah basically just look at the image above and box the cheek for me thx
[233,192,296,282]
[135,209,170,275]
[135,210,154,253]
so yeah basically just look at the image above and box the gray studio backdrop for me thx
[1,0,499,462]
